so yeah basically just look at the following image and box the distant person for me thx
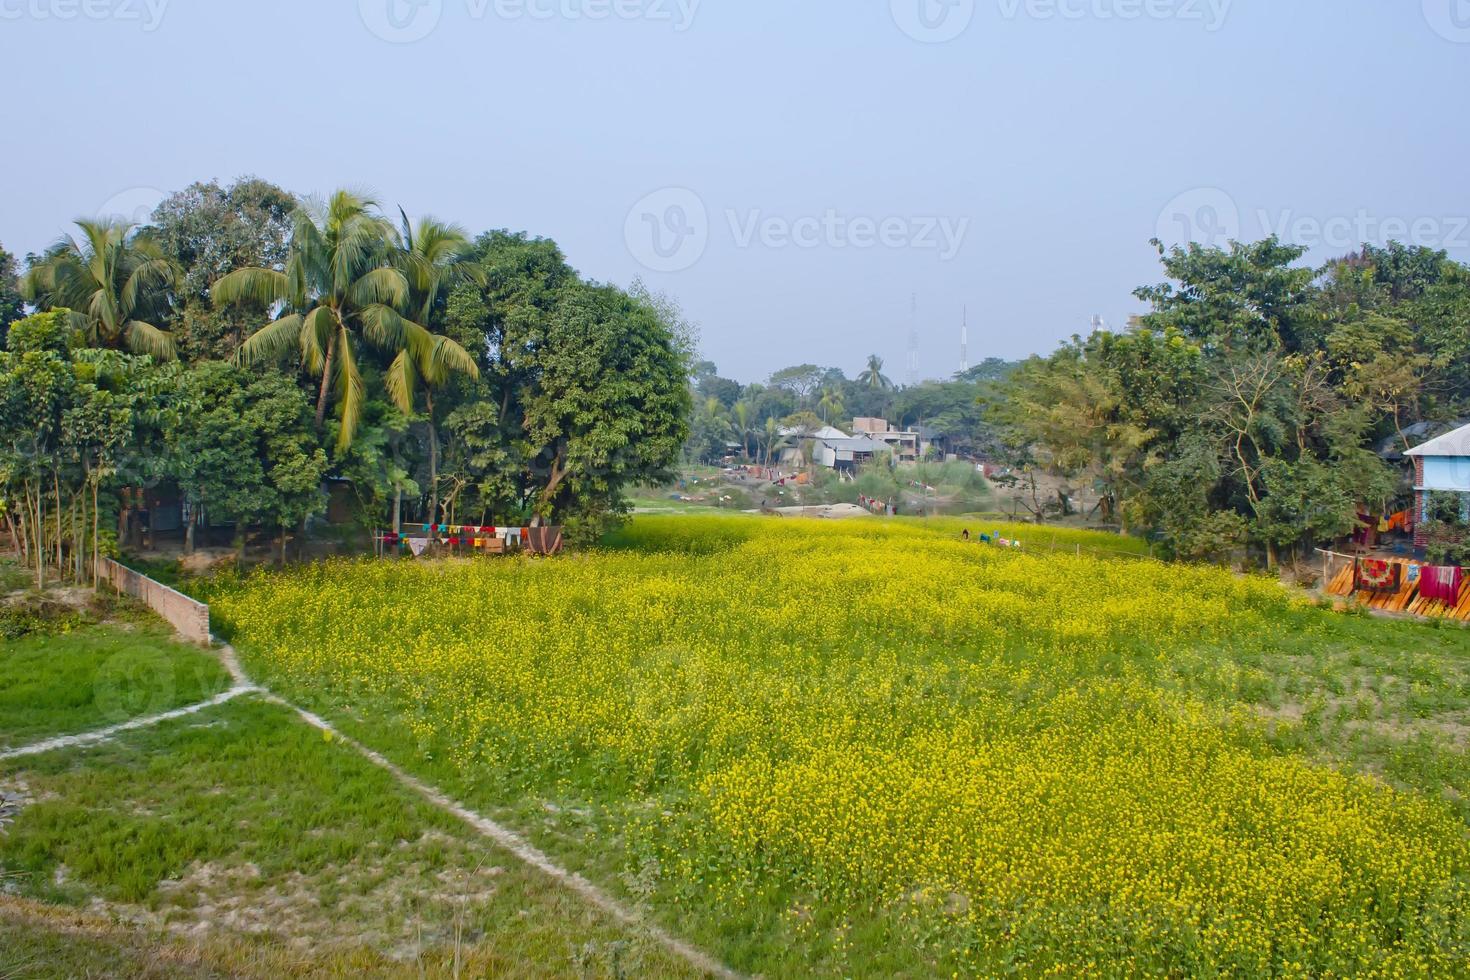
[962,528,971,541]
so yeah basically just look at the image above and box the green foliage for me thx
[766,364,826,405]
[150,177,296,361]
[0,311,165,586]
[216,190,477,452]
[995,236,1462,566]
[0,242,23,349]
[21,219,179,360]
[437,233,691,536]
[172,361,329,554]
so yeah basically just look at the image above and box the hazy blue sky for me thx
[3,1,1467,382]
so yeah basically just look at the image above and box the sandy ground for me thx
[748,504,872,519]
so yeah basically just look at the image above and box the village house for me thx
[1406,422,1470,549]
[851,417,926,462]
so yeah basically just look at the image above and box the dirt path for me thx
[3,639,740,979]
[263,690,739,979]
[0,684,258,763]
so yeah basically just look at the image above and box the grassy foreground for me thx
[0,621,231,751]
[208,515,1470,976]
[0,695,696,978]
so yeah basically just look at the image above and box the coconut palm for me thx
[760,416,791,467]
[213,191,463,451]
[731,400,756,461]
[21,219,179,359]
[857,354,893,391]
[385,212,484,522]
[818,385,845,424]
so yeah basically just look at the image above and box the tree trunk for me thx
[54,470,64,578]
[33,483,44,591]
[392,485,402,535]
[534,456,569,527]
[315,326,340,430]
[92,481,101,590]
[427,391,440,524]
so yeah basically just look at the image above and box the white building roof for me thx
[781,425,850,440]
[818,436,888,453]
[1406,422,1470,458]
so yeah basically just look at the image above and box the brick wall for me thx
[96,558,211,646]
[1414,457,1428,550]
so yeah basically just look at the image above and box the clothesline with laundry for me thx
[1318,548,1470,619]
[1351,509,1415,545]
[374,524,565,557]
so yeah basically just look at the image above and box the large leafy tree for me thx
[768,364,826,406]
[520,283,690,526]
[21,219,179,359]
[0,243,23,349]
[213,190,467,451]
[440,232,690,536]
[0,311,176,587]
[171,360,328,564]
[150,178,296,360]
[1135,237,1318,353]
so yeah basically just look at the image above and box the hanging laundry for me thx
[1355,559,1402,594]
[1421,566,1463,604]
[408,538,428,557]
[1352,513,1371,545]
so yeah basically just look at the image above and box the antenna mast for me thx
[960,306,969,374]
[906,293,919,387]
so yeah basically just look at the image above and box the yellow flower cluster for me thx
[213,516,1469,975]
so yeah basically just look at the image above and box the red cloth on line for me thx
[1421,566,1463,604]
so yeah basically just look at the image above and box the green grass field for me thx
[0,695,695,978]
[0,622,231,751]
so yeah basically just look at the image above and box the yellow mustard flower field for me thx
[212,516,1470,977]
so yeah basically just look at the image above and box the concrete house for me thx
[851,418,924,462]
[1406,422,1470,548]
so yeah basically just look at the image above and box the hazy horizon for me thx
[3,1,1467,381]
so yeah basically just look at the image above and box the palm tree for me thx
[213,191,458,451]
[21,219,179,359]
[818,385,845,424]
[732,400,756,461]
[385,212,484,523]
[857,354,893,391]
[760,416,790,467]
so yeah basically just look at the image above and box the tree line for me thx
[683,355,1017,466]
[1,179,691,585]
[987,238,1470,567]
